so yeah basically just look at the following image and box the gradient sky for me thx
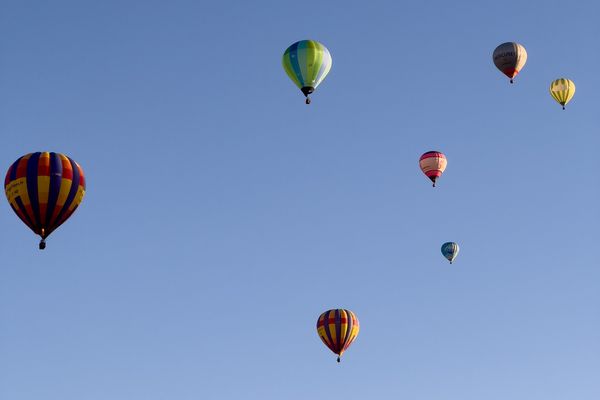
[1,1,599,399]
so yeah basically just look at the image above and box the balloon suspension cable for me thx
[337,356,341,363]
[39,229,46,250]
[301,87,314,105]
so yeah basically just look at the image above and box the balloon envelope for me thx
[282,40,332,103]
[419,151,447,187]
[441,242,460,264]
[4,152,86,248]
[316,309,359,362]
[550,78,575,109]
[493,42,527,83]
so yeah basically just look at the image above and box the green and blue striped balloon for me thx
[282,40,332,104]
[441,242,459,264]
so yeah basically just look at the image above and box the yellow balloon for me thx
[550,78,575,110]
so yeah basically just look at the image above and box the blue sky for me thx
[1,1,599,399]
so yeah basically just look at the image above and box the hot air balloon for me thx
[419,151,447,187]
[441,242,459,264]
[493,42,527,84]
[282,40,332,104]
[550,78,575,110]
[317,309,359,362]
[4,152,86,249]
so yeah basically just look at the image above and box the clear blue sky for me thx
[1,1,599,399]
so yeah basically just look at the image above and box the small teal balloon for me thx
[441,242,459,264]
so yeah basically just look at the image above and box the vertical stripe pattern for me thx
[493,42,527,81]
[5,152,86,240]
[419,151,447,186]
[441,242,460,263]
[550,78,575,108]
[316,309,359,361]
[282,40,332,91]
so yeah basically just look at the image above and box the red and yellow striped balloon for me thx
[4,152,86,249]
[316,309,359,362]
[419,151,447,187]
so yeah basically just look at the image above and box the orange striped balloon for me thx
[316,309,359,362]
[5,152,86,249]
[419,151,447,187]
